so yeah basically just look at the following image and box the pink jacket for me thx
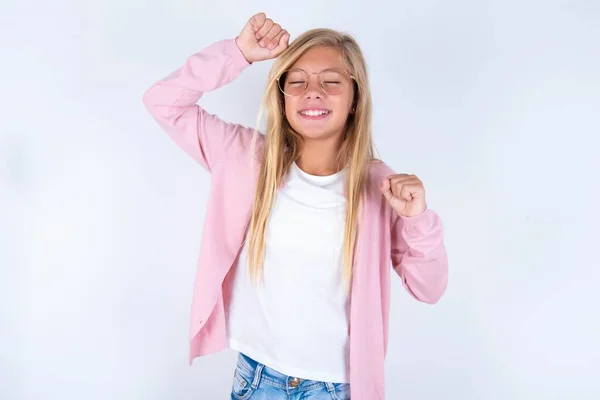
[143,38,448,399]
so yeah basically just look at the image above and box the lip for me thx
[297,108,332,121]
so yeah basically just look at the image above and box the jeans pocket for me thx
[330,383,351,400]
[230,366,255,400]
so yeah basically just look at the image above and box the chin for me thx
[294,127,338,141]
[289,120,341,141]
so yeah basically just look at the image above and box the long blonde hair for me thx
[247,28,375,290]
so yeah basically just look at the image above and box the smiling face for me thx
[280,46,356,142]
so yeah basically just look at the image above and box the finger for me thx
[250,12,266,32]
[388,174,418,185]
[391,178,419,195]
[262,23,282,48]
[267,30,284,50]
[391,178,421,196]
[380,178,395,203]
[388,176,410,189]
[392,180,417,200]
[388,173,412,180]
[391,179,422,193]
[270,30,289,54]
[281,31,291,47]
[256,19,274,43]
[389,175,421,182]
[389,178,406,201]
[400,184,417,202]
[390,180,403,200]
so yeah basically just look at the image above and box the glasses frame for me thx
[275,68,357,97]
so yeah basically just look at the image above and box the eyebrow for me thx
[288,67,347,73]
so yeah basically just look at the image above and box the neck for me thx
[296,136,342,176]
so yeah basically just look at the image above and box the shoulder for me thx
[363,159,395,201]
[365,158,396,187]
[362,159,397,221]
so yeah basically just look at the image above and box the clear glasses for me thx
[276,68,356,97]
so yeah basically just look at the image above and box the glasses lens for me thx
[279,70,308,96]
[278,69,352,96]
[319,70,347,95]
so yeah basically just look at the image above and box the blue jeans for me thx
[230,353,351,399]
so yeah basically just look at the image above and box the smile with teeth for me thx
[299,109,331,116]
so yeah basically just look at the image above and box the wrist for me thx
[234,36,252,64]
[398,206,428,220]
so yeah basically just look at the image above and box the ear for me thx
[350,90,358,114]
[350,99,357,114]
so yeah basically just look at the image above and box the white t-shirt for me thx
[226,161,350,383]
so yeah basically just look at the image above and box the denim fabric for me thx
[230,353,350,399]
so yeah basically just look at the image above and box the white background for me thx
[2,0,599,399]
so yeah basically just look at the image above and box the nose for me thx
[304,73,323,99]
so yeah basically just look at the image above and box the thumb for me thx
[380,178,394,203]
[239,13,265,47]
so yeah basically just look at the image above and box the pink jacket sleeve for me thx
[142,39,253,172]
[391,208,448,304]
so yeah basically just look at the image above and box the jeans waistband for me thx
[236,352,337,393]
